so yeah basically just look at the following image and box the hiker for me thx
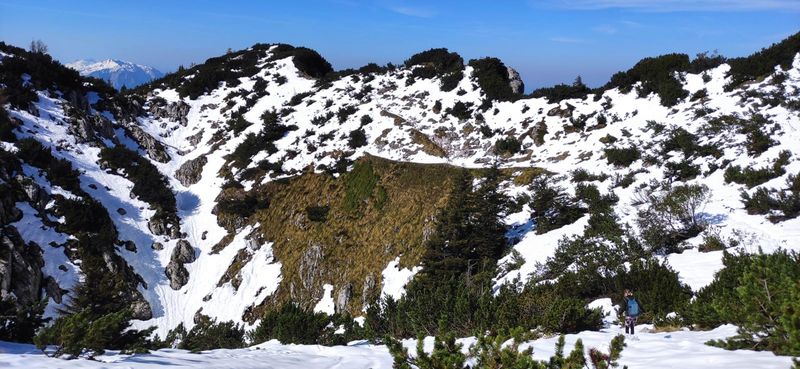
[623,289,642,335]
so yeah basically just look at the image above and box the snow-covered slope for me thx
[0,324,793,368]
[67,59,163,89]
[2,38,800,345]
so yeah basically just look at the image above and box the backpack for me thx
[627,298,640,316]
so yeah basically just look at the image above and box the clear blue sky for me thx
[1,0,798,90]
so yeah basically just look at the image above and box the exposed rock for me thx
[193,309,205,324]
[186,129,205,147]
[16,175,49,212]
[547,103,575,118]
[0,190,22,226]
[43,276,65,304]
[165,240,195,290]
[122,240,137,253]
[362,273,377,307]
[124,124,171,163]
[130,299,153,321]
[172,239,196,264]
[507,66,525,95]
[151,242,164,251]
[0,227,44,306]
[165,260,189,290]
[149,100,191,126]
[170,226,181,239]
[67,107,118,145]
[117,208,127,215]
[175,155,208,187]
[147,217,168,236]
[336,283,352,312]
[298,244,323,289]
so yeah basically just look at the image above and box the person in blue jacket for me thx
[623,289,643,334]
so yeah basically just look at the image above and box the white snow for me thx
[380,257,421,301]
[588,298,618,326]
[313,284,335,314]
[1,324,795,368]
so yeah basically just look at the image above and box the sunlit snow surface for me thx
[3,42,800,342]
[0,324,793,368]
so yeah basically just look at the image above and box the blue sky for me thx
[1,0,798,90]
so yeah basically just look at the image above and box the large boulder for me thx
[165,239,195,290]
[165,261,189,290]
[175,155,207,187]
[172,239,196,264]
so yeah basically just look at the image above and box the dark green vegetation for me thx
[99,146,177,225]
[158,318,246,353]
[34,309,152,358]
[468,57,518,101]
[0,299,47,343]
[604,146,641,167]
[15,138,84,195]
[637,183,710,255]
[404,48,464,92]
[683,250,800,356]
[529,31,799,105]
[0,42,118,110]
[142,43,332,99]
[724,150,790,188]
[248,303,361,346]
[740,173,800,222]
[387,329,625,369]
[530,76,591,103]
[605,53,690,106]
[227,110,298,168]
[726,31,800,89]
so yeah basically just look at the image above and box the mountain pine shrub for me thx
[604,146,640,167]
[693,250,800,356]
[34,309,153,358]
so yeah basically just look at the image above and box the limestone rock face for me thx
[336,283,352,312]
[298,244,323,290]
[172,239,196,264]
[165,261,189,290]
[507,66,525,95]
[175,155,208,187]
[149,100,191,126]
[67,108,117,145]
[124,124,171,163]
[165,239,196,290]
[0,227,44,306]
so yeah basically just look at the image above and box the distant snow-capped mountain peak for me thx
[67,58,163,89]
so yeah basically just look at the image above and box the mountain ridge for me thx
[0,33,799,341]
[67,58,163,89]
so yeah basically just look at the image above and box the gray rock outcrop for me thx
[149,100,190,126]
[507,67,525,95]
[165,239,196,290]
[336,283,352,312]
[175,155,207,187]
[124,124,171,163]
[0,227,44,306]
[298,244,323,290]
